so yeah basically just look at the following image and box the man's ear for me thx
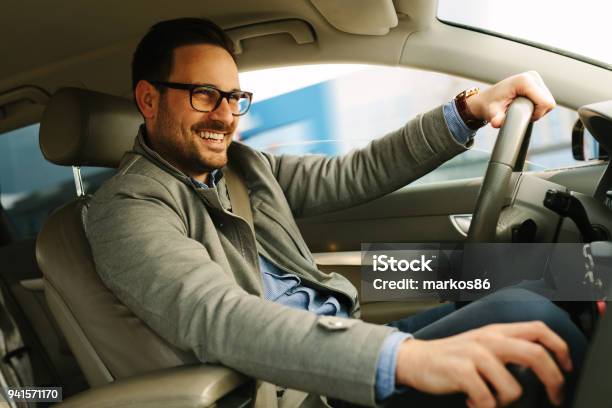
[134,80,159,119]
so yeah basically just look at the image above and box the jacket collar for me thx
[132,125,192,183]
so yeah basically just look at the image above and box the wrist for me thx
[395,337,421,387]
[465,91,484,120]
[455,88,487,130]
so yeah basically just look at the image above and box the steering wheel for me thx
[467,97,535,242]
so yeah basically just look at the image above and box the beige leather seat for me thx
[35,88,250,406]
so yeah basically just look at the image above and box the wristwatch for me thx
[454,87,487,130]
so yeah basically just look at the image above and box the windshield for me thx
[437,0,612,69]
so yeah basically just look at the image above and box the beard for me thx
[152,96,233,175]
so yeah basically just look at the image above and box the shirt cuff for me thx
[375,331,413,401]
[443,100,477,145]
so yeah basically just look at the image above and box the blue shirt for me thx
[260,256,350,317]
[195,100,475,401]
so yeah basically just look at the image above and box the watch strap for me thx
[455,87,487,130]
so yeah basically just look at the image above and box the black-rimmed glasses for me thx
[150,81,253,116]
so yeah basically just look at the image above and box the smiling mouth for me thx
[197,130,225,143]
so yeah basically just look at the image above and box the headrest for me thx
[39,88,142,167]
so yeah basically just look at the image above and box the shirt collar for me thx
[191,169,223,189]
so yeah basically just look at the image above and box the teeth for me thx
[198,131,224,141]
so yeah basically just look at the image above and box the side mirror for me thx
[572,119,609,161]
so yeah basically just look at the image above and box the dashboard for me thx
[507,100,612,244]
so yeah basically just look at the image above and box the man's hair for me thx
[131,17,236,92]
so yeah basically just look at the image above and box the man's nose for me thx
[208,97,234,124]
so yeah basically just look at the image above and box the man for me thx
[85,18,586,408]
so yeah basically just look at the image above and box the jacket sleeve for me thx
[85,173,397,407]
[261,105,472,218]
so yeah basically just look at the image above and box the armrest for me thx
[58,364,252,407]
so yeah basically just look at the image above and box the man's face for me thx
[148,44,240,181]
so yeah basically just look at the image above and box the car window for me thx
[238,64,581,185]
[0,124,114,239]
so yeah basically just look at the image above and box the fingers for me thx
[517,71,556,121]
[489,110,506,129]
[472,346,523,406]
[397,321,572,408]
[494,321,572,373]
[482,71,556,127]
[491,335,565,406]
[457,362,497,408]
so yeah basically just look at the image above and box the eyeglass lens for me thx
[191,87,250,115]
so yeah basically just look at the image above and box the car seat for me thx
[35,88,252,407]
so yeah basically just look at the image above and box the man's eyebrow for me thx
[198,83,243,92]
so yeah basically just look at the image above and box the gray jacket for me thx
[85,105,469,406]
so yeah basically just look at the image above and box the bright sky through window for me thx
[240,65,367,102]
[438,0,612,66]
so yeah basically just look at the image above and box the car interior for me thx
[1,0,612,406]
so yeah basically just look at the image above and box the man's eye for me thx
[193,88,218,98]
[228,94,242,103]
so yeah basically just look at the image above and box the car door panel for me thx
[298,177,482,253]
[301,177,483,322]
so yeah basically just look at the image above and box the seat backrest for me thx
[36,88,198,387]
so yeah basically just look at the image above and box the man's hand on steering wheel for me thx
[466,71,557,128]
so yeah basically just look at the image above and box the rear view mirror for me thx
[572,119,608,161]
